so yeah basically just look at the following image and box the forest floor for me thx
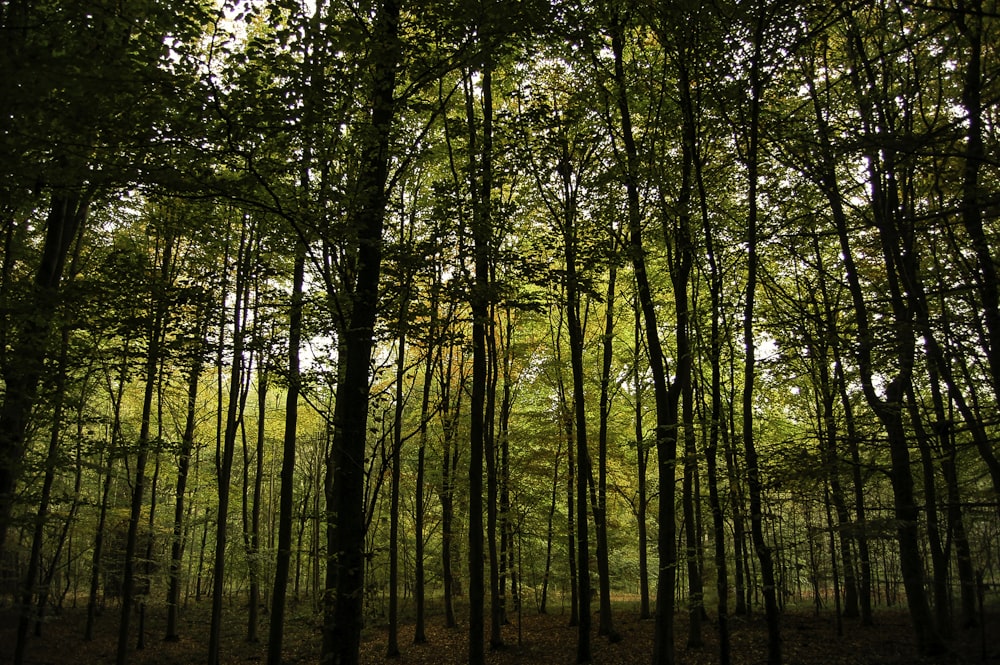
[1,597,997,665]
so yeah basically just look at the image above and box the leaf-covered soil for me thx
[1,598,996,665]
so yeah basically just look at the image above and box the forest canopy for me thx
[1,0,998,664]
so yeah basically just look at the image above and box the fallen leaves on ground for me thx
[1,599,994,664]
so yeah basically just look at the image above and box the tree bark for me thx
[266,239,304,665]
[116,231,173,665]
[320,3,401,662]
[632,293,651,621]
[609,12,681,664]
[0,190,89,554]
[166,314,207,641]
[740,8,781,663]
[208,218,253,665]
[593,241,619,640]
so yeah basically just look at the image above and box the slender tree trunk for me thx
[539,439,561,615]
[551,301,579,628]
[632,292,651,621]
[86,352,127,641]
[954,0,1000,405]
[942,437,977,627]
[166,314,206,641]
[36,362,88,631]
[320,4,401,662]
[693,66,730,661]
[14,320,74,664]
[439,407,458,628]
[208,220,253,665]
[387,296,410,658]
[137,415,163,651]
[435,79,463,633]
[722,418,749,616]
[803,240,862,621]
[486,300,502,650]
[438,336,462,629]
[412,283,437,644]
[740,10,781,662]
[610,12,681,664]
[245,339,268,644]
[827,275,873,625]
[566,410,578,628]
[819,356,860,620]
[907,384,951,638]
[462,27,495,658]
[674,72,701,650]
[560,158,591,664]
[823,484,843,635]
[681,366,702,647]
[0,190,89,554]
[702,346,730,665]
[498,306,515,629]
[195,504,209,602]
[595,256,619,641]
[115,233,173,665]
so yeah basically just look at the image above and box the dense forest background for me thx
[1,0,998,664]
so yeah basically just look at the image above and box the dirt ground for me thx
[1,598,996,664]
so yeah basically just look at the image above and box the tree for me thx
[266,239,305,665]
[733,1,782,661]
[320,2,403,663]
[0,0,210,552]
[208,211,256,665]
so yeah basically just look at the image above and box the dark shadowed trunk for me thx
[267,241,304,665]
[320,2,401,662]
[0,190,89,554]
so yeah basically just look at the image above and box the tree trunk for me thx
[115,231,173,665]
[387,295,409,658]
[551,301,578,629]
[632,292,651,621]
[560,157,591,664]
[166,314,207,641]
[208,220,253,665]
[675,65,702,649]
[137,413,163,651]
[954,0,1000,405]
[498,305,516,630]
[438,333,462,629]
[694,62,730,661]
[942,439,977,627]
[740,10,781,663]
[320,3,401,662]
[595,256,619,641]
[461,21,496,657]
[14,319,74,664]
[609,12,681,664]
[836,351,873,625]
[412,286,436,644]
[539,439,561,615]
[0,190,89,554]
[907,384,951,638]
[248,355,267,643]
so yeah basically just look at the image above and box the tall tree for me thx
[0,0,209,551]
[166,290,211,642]
[115,222,177,665]
[320,1,403,663]
[208,213,256,665]
[464,53,494,664]
[736,2,782,661]
[267,240,305,665]
[606,8,685,664]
